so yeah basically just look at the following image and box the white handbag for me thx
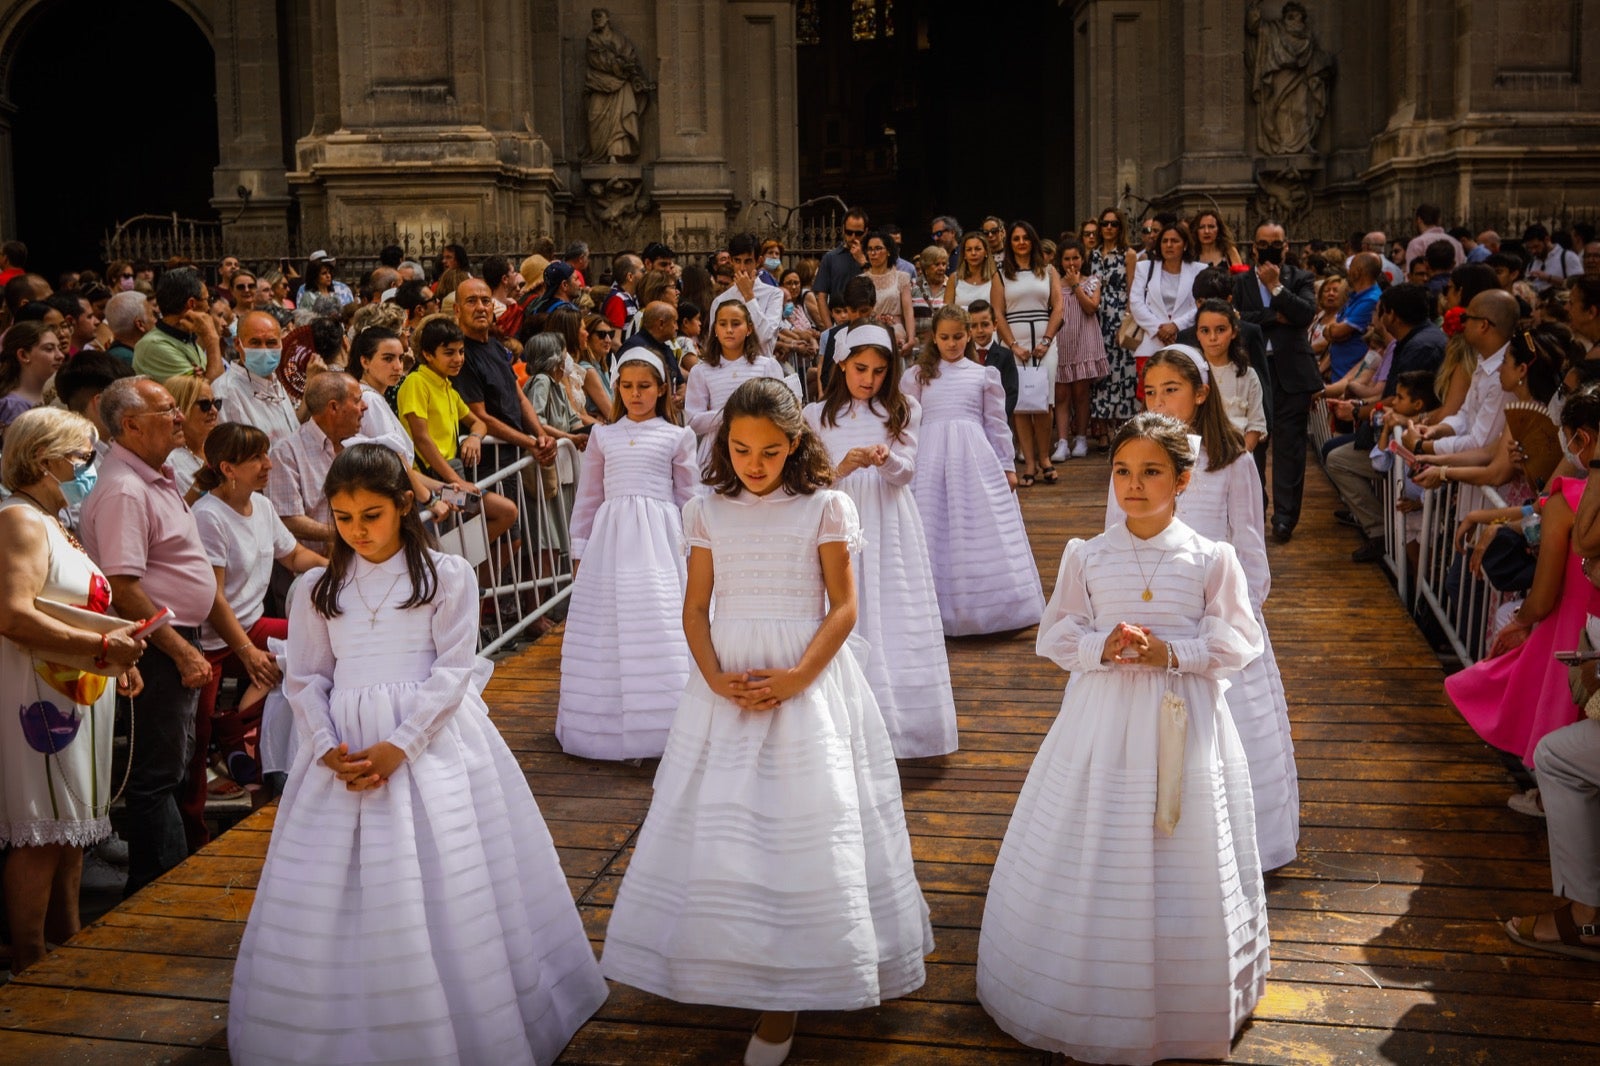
[1015,357,1051,414]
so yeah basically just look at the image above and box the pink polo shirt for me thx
[80,441,217,627]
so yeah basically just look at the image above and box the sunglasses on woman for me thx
[593,330,615,339]
[194,398,225,414]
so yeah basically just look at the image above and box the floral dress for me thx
[1089,248,1137,423]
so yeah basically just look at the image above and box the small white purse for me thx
[1155,643,1188,836]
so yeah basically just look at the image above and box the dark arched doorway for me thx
[3,0,218,281]
[797,0,1074,240]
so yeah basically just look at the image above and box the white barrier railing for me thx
[1412,478,1510,665]
[1308,395,1336,457]
[437,438,580,657]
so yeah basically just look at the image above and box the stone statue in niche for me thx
[1245,1,1334,156]
[584,8,654,163]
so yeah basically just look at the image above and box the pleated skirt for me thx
[977,669,1270,1065]
[557,496,691,760]
[912,419,1045,637]
[601,618,933,1011]
[228,684,608,1065]
[837,470,958,758]
[1225,618,1300,871]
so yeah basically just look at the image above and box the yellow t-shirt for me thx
[396,365,471,466]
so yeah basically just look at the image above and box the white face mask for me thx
[1560,426,1586,469]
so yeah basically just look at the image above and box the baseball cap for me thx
[642,241,676,261]
[544,261,576,288]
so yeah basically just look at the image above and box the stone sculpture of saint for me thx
[585,8,653,163]
[1245,0,1334,156]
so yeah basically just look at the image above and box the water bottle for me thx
[1522,503,1542,548]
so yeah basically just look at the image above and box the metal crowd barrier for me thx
[1308,394,1335,457]
[437,438,580,656]
[1410,478,1510,665]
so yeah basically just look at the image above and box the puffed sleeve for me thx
[817,490,865,551]
[1164,542,1264,680]
[1036,538,1113,673]
[682,493,712,549]
[683,363,719,437]
[980,365,1018,471]
[1222,455,1271,608]
[568,426,607,560]
[899,364,924,402]
[671,425,700,506]
[879,397,920,487]
[385,555,489,763]
[283,568,341,760]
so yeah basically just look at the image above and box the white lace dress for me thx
[804,396,958,758]
[977,521,1270,1064]
[900,357,1044,635]
[600,488,934,1011]
[228,552,608,1065]
[0,499,116,848]
[1106,438,1299,869]
[557,417,699,760]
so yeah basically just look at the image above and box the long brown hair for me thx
[820,343,910,442]
[700,299,761,367]
[1144,346,1245,472]
[311,444,439,617]
[0,321,55,397]
[915,305,976,384]
[702,377,834,496]
[1194,299,1250,377]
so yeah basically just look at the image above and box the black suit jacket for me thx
[1232,265,1320,395]
[980,340,1019,419]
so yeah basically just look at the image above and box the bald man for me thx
[1402,289,1518,459]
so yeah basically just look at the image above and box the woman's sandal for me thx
[1018,474,1036,488]
[1504,903,1600,961]
[1041,466,1058,484]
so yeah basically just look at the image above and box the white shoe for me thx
[744,1015,796,1066]
[95,831,129,866]
[1071,436,1089,458]
[1507,788,1546,818]
[1050,440,1069,463]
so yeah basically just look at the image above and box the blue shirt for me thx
[1329,283,1380,379]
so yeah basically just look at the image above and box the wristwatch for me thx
[1270,284,1284,297]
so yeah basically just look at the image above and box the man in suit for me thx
[1234,220,1319,541]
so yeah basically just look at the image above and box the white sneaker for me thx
[1050,440,1069,463]
[1072,436,1089,458]
[1507,788,1546,818]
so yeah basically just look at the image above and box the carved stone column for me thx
[209,0,293,252]
[650,0,737,243]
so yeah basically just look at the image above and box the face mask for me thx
[243,346,283,377]
[764,257,782,272]
[54,459,97,506]
[1560,426,1585,469]
[783,300,795,319]
[117,277,135,292]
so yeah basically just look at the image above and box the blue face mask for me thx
[55,458,98,506]
[764,257,782,272]
[243,345,282,377]
[783,300,795,319]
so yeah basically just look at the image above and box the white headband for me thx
[836,323,895,364]
[1157,344,1210,386]
[342,432,411,458]
[615,349,666,379]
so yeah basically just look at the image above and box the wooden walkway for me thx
[4,458,1600,1064]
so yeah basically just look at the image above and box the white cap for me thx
[837,323,894,363]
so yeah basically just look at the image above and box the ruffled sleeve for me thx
[879,397,920,487]
[1036,538,1113,672]
[682,493,713,549]
[1163,542,1264,679]
[899,364,924,402]
[284,569,341,760]
[817,490,865,552]
[671,424,700,506]
[980,365,1018,471]
[568,427,607,559]
[385,554,488,763]
[1222,456,1271,608]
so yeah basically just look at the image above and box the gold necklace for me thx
[1130,541,1167,602]
[352,568,407,628]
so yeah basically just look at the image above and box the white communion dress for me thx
[804,396,958,758]
[600,488,934,1011]
[900,357,1044,636]
[682,354,789,475]
[228,552,608,1066]
[977,520,1270,1065]
[1106,437,1299,870]
[557,417,699,760]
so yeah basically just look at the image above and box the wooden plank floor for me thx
[5,456,1600,1064]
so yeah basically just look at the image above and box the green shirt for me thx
[132,323,204,381]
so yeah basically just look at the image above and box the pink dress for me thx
[1445,477,1594,766]
[1055,276,1109,383]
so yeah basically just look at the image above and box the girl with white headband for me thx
[803,323,958,758]
[556,348,699,760]
[1109,343,1299,871]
